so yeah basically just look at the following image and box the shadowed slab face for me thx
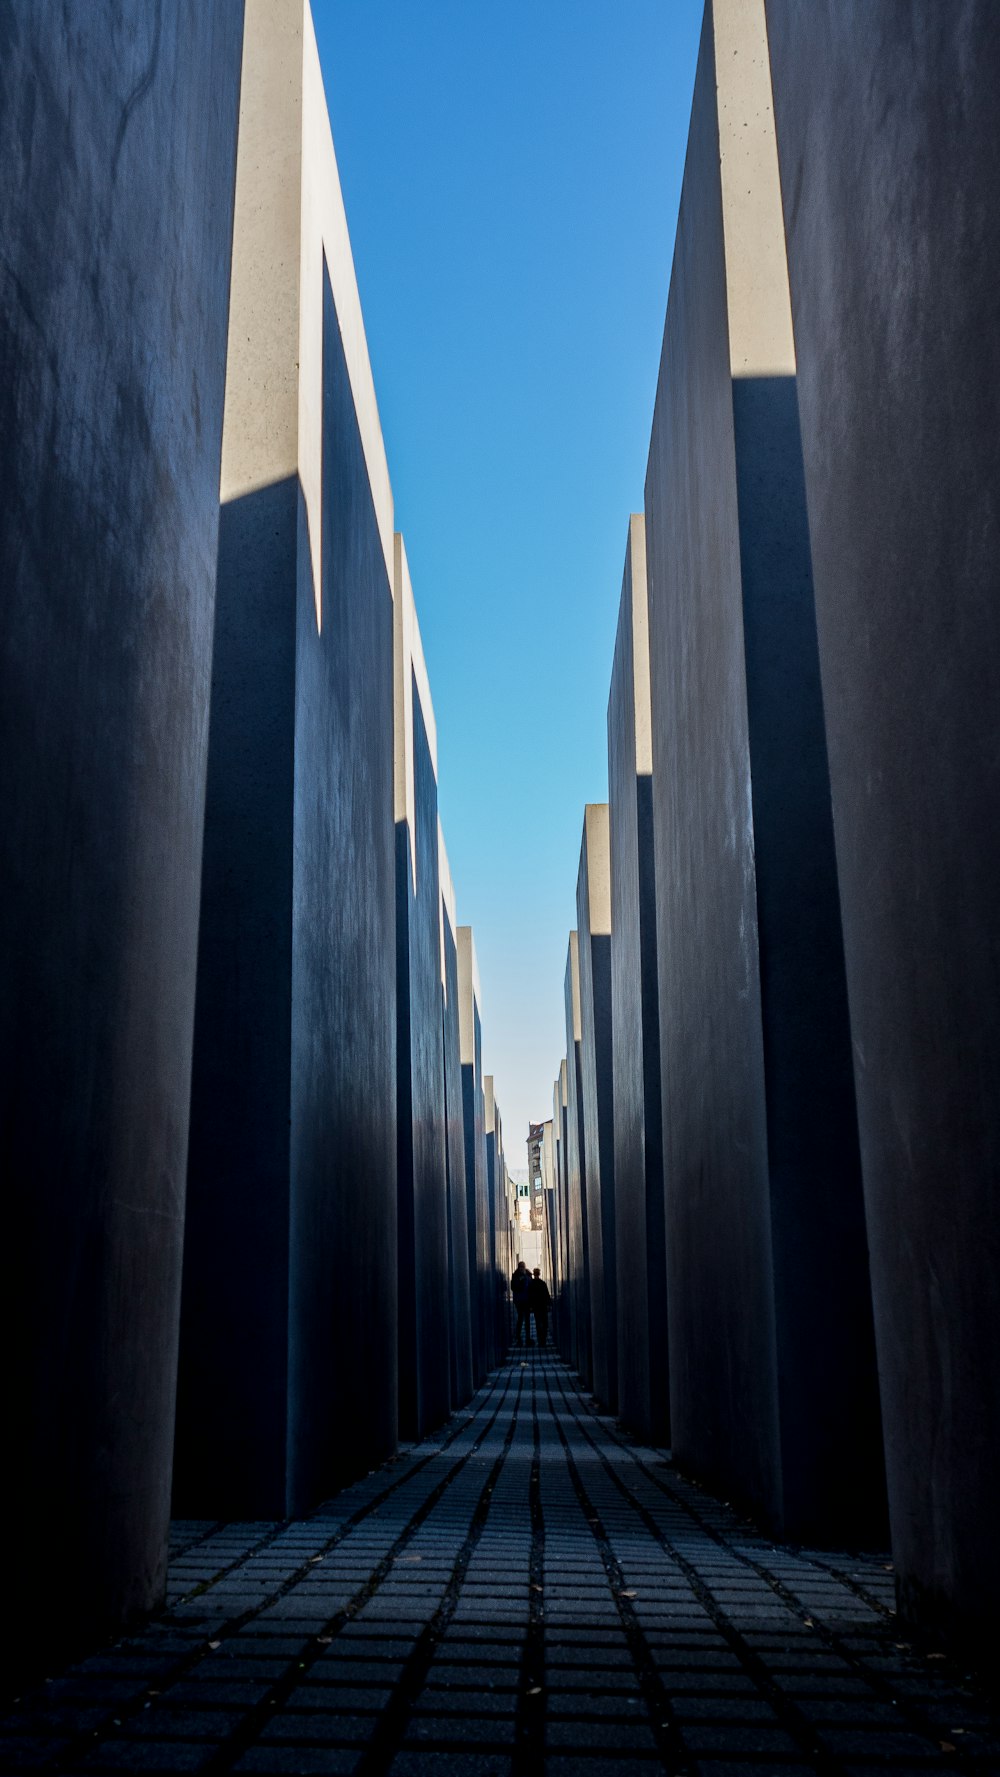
[395,651,449,1443]
[608,516,670,1446]
[576,805,617,1413]
[644,0,883,1543]
[765,0,1000,1650]
[645,0,781,1530]
[458,927,489,1387]
[441,895,474,1413]
[176,0,398,1523]
[0,0,244,1670]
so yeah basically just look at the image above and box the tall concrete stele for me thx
[576,805,617,1412]
[541,1120,558,1289]
[458,926,490,1383]
[608,515,669,1445]
[555,1059,570,1359]
[0,2,244,1666]
[440,828,475,1413]
[394,537,450,1441]
[484,1076,503,1366]
[643,0,884,1543]
[563,933,592,1385]
[175,0,398,1518]
[765,0,1000,1653]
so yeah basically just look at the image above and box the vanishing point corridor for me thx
[4,1350,998,1776]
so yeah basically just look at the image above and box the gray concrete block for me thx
[576,806,618,1411]
[0,0,243,1664]
[459,927,489,1384]
[440,837,474,1411]
[607,516,670,1445]
[175,0,397,1519]
[564,935,593,1384]
[644,0,883,1541]
[555,1062,571,1360]
[765,0,1000,1645]
[394,539,450,1441]
[484,1079,504,1367]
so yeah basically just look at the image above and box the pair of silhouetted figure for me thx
[511,1260,552,1348]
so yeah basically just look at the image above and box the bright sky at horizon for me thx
[315,0,704,1163]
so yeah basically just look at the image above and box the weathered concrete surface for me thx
[440,831,474,1411]
[556,1061,570,1362]
[541,1118,558,1292]
[608,516,670,1445]
[459,926,489,1384]
[175,0,397,1519]
[0,0,243,1663]
[576,806,617,1411]
[766,0,1000,1644]
[552,1073,567,1355]
[644,0,883,1541]
[394,539,450,1441]
[564,935,593,1386]
[484,1078,503,1368]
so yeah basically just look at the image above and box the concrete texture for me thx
[765,0,1000,1647]
[556,1060,570,1361]
[608,516,670,1445]
[440,830,474,1411]
[564,935,593,1385]
[459,926,489,1384]
[576,806,618,1411]
[484,1078,503,1368]
[394,539,450,1441]
[644,0,883,1541]
[0,0,243,1665]
[541,1118,558,1290]
[175,0,397,1519]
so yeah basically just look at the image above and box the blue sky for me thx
[315,0,704,1163]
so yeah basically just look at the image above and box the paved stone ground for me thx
[3,1349,999,1775]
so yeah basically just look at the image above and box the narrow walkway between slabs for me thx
[4,1350,999,1775]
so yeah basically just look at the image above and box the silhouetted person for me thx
[511,1260,530,1346]
[528,1268,551,1349]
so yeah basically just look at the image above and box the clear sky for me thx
[315,0,704,1163]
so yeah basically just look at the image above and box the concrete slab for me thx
[440,828,474,1411]
[608,516,670,1445]
[175,0,397,1519]
[394,538,450,1441]
[458,926,489,1384]
[564,935,593,1386]
[643,0,883,1541]
[485,1078,506,1367]
[765,0,1000,1648]
[0,0,243,1665]
[556,1061,571,1360]
[541,1119,558,1290]
[576,806,618,1411]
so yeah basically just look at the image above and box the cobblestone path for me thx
[3,1351,998,1775]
